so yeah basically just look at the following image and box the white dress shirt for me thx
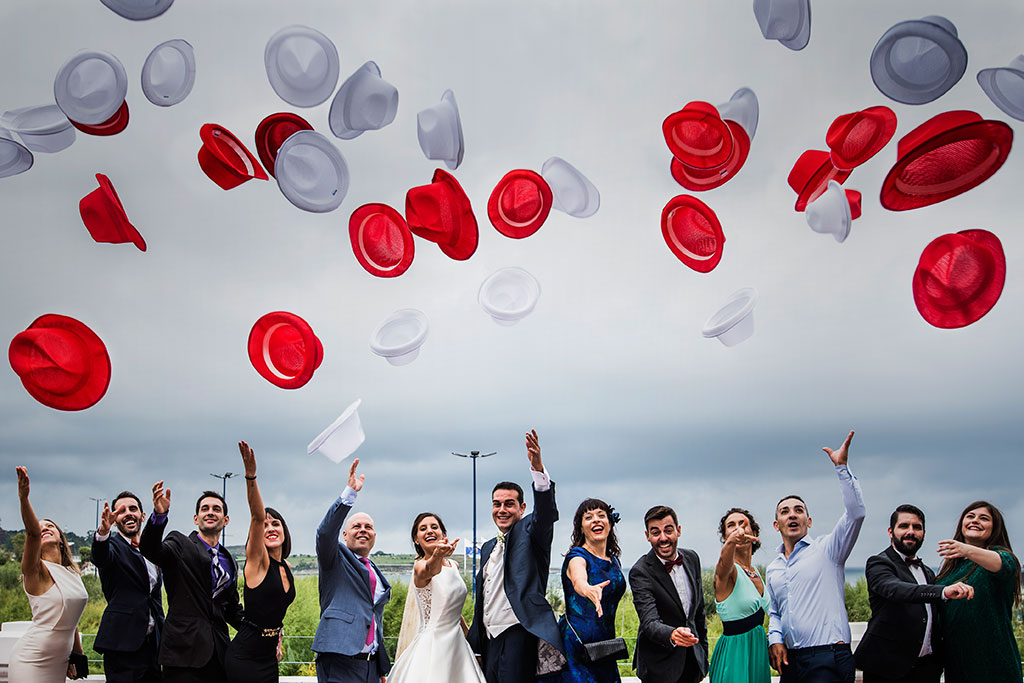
[666,554,694,617]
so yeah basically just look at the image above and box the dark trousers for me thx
[102,632,161,683]
[484,624,538,683]
[163,651,227,683]
[781,643,855,683]
[862,655,942,683]
[316,652,384,683]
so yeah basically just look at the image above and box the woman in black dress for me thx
[225,441,296,683]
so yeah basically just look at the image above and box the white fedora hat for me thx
[54,50,128,125]
[479,267,541,326]
[0,105,75,153]
[265,25,340,108]
[0,127,33,179]
[417,89,464,170]
[141,39,195,107]
[274,130,349,213]
[307,399,365,464]
[99,0,174,20]
[870,16,967,105]
[540,156,600,218]
[753,0,810,51]
[978,55,1024,122]
[716,87,759,142]
[329,61,399,140]
[805,180,862,243]
[702,288,759,347]
[369,309,429,366]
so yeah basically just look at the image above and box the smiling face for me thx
[645,515,680,561]
[723,511,760,552]
[414,515,447,557]
[889,511,925,557]
[581,508,609,546]
[961,506,994,546]
[193,496,228,536]
[113,495,143,538]
[492,488,526,534]
[264,515,285,553]
[343,512,376,557]
[39,518,60,549]
[774,497,811,544]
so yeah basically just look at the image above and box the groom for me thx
[468,429,564,683]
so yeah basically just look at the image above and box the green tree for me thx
[844,578,872,621]
[11,532,25,561]
[78,546,91,566]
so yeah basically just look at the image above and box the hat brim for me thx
[70,100,129,137]
[827,106,898,171]
[487,169,553,239]
[663,105,734,170]
[778,0,811,50]
[870,20,967,105]
[702,288,758,338]
[407,168,478,260]
[306,399,363,457]
[478,268,542,322]
[255,113,313,179]
[99,0,174,20]
[264,25,340,108]
[540,157,601,218]
[0,132,34,179]
[329,61,383,140]
[141,39,196,107]
[54,51,128,125]
[912,229,1005,328]
[790,154,851,211]
[80,174,147,251]
[661,194,725,273]
[369,310,429,360]
[11,314,111,411]
[274,131,349,213]
[977,67,1024,122]
[880,119,1013,212]
[350,203,415,278]
[247,312,321,389]
[198,123,268,190]
[670,121,750,192]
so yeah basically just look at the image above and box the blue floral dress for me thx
[555,547,626,683]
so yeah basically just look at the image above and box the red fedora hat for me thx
[79,173,146,251]
[913,229,1005,329]
[826,105,897,171]
[198,123,268,190]
[9,314,111,411]
[880,111,1013,212]
[405,168,478,261]
[350,202,414,278]
[487,169,553,239]
[247,312,323,389]
[670,120,751,192]
[661,195,725,273]
[70,100,129,137]
[788,150,852,211]
[254,112,313,179]
[663,101,734,170]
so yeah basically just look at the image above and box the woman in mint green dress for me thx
[709,508,770,683]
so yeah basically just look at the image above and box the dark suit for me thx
[92,531,165,682]
[139,517,242,683]
[467,481,563,683]
[629,548,708,683]
[854,546,944,682]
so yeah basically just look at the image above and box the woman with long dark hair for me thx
[555,498,626,683]
[225,441,296,683]
[935,500,1021,682]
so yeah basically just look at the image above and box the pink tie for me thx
[360,557,377,647]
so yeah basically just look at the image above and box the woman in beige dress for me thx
[9,466,89,682]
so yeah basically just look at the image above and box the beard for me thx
[116,518,141,538]
[893,534,923,556]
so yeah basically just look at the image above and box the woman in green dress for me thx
[709,508,770,683]
[935,500,1021,683]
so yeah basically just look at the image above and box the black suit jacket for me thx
[139,517,242,668]
[467,481,564,658]
[629,548,708,683]
[92,531,165,654]
[854,545,944,677]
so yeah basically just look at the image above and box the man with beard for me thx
[92,492,165,682]
[854,505,974,683]
[140,484,243,683]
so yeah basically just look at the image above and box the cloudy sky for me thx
[1,0,1022,574]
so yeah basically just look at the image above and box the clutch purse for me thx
[68,651,89,678]
[565,615,629,664]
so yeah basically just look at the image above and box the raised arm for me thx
[139,480,174,567]
[822,431,866,563]
[239,441,270,585]
[714,526,759,601]
[91,502,120,568]
[316,458,362,569]
[16,467,45,588]
[937,540,1007,574]
[525,430,557,557]
[413,536,460,588]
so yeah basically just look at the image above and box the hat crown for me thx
[9,328,91,396]
[360,211,406,268]
[884,17,959,90]
[148,45,188,91]
[67,58,119,104]
[919,15,957,37]
[920,239,995,307]
[805,180,850,241]
[716,88,758,140]
[753,0,804,40]
[666,202,719,258]
[277,35,331,86]
[265,323,311,378]
[541,157,600,217]
[406,182,454,241]
[417,104,457,158]
[498,177,546,224]
[346,77,398,130]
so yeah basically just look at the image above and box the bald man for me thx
[313,459,392,683]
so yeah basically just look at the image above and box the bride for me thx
[389,512,486,683]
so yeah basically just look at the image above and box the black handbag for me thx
[68,651,89,678]
[565,615,629,664]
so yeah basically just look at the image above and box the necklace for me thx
[737,564,760,580]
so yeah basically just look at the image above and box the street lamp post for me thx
[452,450,496,596]
[209,472,235,546]
[89,497,104,533]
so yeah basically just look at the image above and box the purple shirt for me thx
[150,512,234,595]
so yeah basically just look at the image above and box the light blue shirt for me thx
[766,465,866,648]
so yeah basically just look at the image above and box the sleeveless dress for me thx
[708,565,770,683]
[388,562,487,683]
[555,547,627,683]
[8,559,89,683]
[225,556,296,683]
[937,549,1022,683]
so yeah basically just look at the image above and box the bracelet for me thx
[245,475,257,481]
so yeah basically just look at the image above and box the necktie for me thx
[904,556,924,569]
[664,554,686,573]
[208,546,231,597]
[360,557,377,648]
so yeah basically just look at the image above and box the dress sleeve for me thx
[563,546,588,570]
[994,549,1020,579]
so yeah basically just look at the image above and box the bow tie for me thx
[664,554,685,573]
[904,556,924,569]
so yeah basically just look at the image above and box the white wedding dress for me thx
[388,562,487,683]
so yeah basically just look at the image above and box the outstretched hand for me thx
[15,466,29,499]
[152,480,171,514]
[670,626,698,647]
[580,579,610,618]
[937,539,971,561]
[98,502,116,536]
[526,429,543,472]
[238,441,257,477]
[430,537,460,561]
[823,430,854,467]
[942,581,975,600]
[348,458,365,492]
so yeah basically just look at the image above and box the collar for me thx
[776,536,810,559]
[197,535,221,553]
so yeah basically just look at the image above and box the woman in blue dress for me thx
[556,498,627,683]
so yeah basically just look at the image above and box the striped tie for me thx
[208,546,231,597]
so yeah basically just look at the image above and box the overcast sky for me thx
[1,0,1022,574]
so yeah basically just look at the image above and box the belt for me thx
[239,617,283,638]
[721,608,765,636]
[788,642,850,654]
[336,651,375,661]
